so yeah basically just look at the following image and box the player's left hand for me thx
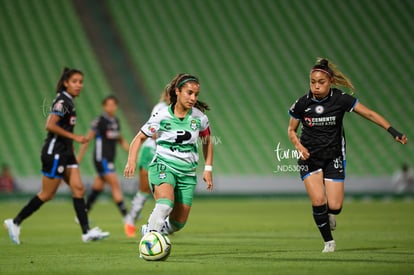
[396,135,408,144]
[124,162,136,179]
[203,171,213,191]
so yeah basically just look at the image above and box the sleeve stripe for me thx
[349,99,359,112]
[141,129,152,137]
[288,111,300,120]
[50,111,64,117]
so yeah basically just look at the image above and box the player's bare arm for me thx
[124,131,148,178]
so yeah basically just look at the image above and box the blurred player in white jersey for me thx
[124,90,170,237]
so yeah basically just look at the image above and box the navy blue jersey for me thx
[289,88,358,159]
[42,91,76,155]
[91,113,121,162]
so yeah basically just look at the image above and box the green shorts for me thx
[138,145,156,170]
[148,162,197,206]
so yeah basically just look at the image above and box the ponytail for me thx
[56,67,83,93]
[166,73,210,113]
[311,58,355,94]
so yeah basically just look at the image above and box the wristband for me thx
[387,126,403,139]
[204,165,213,171]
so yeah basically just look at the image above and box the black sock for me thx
[73,198,89,234]
[13,196,44,225]
[312,204,333,242]
[86,189,101,212]
[116,200,127,217]
[328,207,342,215]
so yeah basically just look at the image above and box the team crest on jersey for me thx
[53,100,65,113]
[304,117,313,127]
[148,126,157,134]
[315,105,324,114]
[190,119,198,130]
[159,171,166,179]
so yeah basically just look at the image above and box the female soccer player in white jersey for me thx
[288,58,407,252]
[124,90,170,237]
[124,73,213,236]
[4,68,109,244]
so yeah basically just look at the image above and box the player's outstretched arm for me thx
[124,131,147,178]
[201,135,213,191]
[353,102,407,144]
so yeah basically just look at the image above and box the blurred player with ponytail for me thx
[4,68,109,244]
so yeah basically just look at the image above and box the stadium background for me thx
[0,0,412,195]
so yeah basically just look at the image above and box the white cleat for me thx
[322,240,336,253]
[82,227,110,243]
[4,219,21,245]
[328,214,336,231]
[141,224,148,237]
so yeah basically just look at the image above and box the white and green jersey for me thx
[141,105,210,176]
[141,101,168,150]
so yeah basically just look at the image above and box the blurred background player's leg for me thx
[124,167,151,237]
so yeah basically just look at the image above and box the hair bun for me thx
[319,59,329,67]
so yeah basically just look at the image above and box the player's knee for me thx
[328,207,342,215]
[71,184,85,197]
[328,202,343,213]
[38,192,55,202]
[311,198,327,206]
[111,188,123,202]
[112,193,123,202]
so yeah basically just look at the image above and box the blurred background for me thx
[0,0,413,196]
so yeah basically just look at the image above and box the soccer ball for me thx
[139,232,171,261]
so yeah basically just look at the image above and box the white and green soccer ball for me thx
[139,232,171,261]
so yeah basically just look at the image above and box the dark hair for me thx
[56,67,83,93]
[310,58,355,94]
[166,73,210,113]
[102,95,119,105]
[311,59,334,77]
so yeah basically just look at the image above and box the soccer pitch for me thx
[1,197,413,274]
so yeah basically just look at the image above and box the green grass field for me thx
[1,196,414,274]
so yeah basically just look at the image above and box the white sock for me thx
[125,192,150,225]
[147,203,173,232]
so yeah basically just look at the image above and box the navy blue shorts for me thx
[41,153,78,179]
[94,158,115,176]
[298,155,346,182]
